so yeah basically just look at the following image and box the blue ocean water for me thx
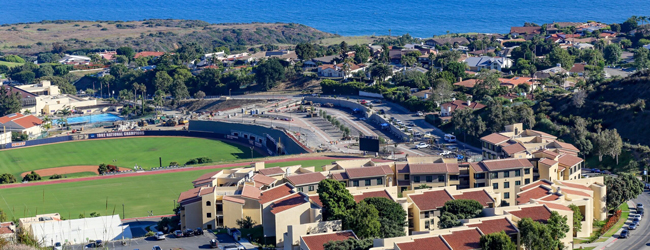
[1,0,649,37]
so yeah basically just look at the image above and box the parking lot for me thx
[61,231,224,250]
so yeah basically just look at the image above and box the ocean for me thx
[1,0,650,37]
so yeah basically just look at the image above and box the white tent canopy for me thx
[31,215,131,247]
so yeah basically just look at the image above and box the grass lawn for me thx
[0,158,345,219]
[319,36,376,46]
[602,203,630,239]
[0,137,262,177]
[0,61,24,68]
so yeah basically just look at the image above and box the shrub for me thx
[0,173,17,184]
[600,210,622,234]
[145,231,155,237]
[22,171,41,182]
[98,163,119,174]
[186,157,213,165]
[49,174,63,179]
[169,161,179,167]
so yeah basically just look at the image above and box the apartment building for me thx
[394,156,462,193]
[469,158,534,206]
[480,123,580,160]
[299,230,357,250]
[331,165,394,188]
[403,187,499,233]
[283,220,342,250]
[370,227,486,250]
[533,150,584,181]
[285,172,326,194]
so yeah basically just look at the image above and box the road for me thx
[608,190,650,250]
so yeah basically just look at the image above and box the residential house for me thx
[463,56,513,71]
[532,150,583,181]
[403,187,498,233]
[469,158,535,206]
[453,79,478,89]
[396,162,460,192]
[533,65,568,79]
[0,113,43,137]
[425,37,470,47]
[57,55,91,65]
[440,100,486,117]
[317,63,366,79]
[509,27,542,37]
[98,51,117,61]
[499,77,534,90]
[573,43,595,50]
[570,63,586,77]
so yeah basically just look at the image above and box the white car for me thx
[439,150,452,156]
[155,231,166,240]
[417,111,424,116]
[415,143,429,149]
[423,132,433,138]
[53,242,63,250]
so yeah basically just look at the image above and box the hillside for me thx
[0,19,337,55]
[546,70,650,145]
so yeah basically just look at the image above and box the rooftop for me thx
[441,228,483,250]
[353,190,393,203]
[270,193,308,214]
[470,158,533,172]
[396,236,450,250]
[408,163,459,174]
[301,231,356,250]
[409,190,454,211]
[453,190,495,207]
[286,172,326,186]
[259,183,294,204]
[508,205,553,224]
[466,217,518,235]
[258,167,285,176]
[480,133,510,145]
[344,165,392,179]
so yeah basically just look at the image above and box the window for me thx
[515,180,521,186]
[206,201,211,206]
[426,176,433,182]
[504,182,510,188]
[525,168,530,174]
[489,172,498,179]
[525,178,530,184]
[377,178,383,185]
[438,175,445,182]
[207,225,212,229]
[353,180,359,187]
[450,175,459,180]
[474,183,486,187]
[308,185,315,191]
[425,220,430,229]
[504,192,510,199]
[297,187,303,192]
[493,183,498,189]
[503,171,510,178]
[424,211,430,218]
[515,170,521,177]
[474,173,485,179]
[365,179,371,186]
[405,174,410,180]
[414,176,421,183]
[207,213,212,218]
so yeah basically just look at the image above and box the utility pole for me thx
[122,204,125,219]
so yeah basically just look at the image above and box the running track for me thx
[0,156,366,190]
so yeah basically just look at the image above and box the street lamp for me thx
[250,147,254,160]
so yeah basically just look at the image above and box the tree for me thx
[255,58,285,90]
[0,86,22,116]
[36,65,54,78]
[236,216,256,229]
[295,43,315,61]
[116,46,136,59]
[362,197,407,238]
[340,41,349,56]
[606,174,644,210]
[12,71,35,84]
[568,204,583,235]
[344,201,381,239]
[98,163,109,174]
[154,71,173,94]
[621,17,638,33]
[548,47,575,70]
[446,61,467,80]
[194,90,206,99]
[0,173,17,184]
[353,45,370,64]
[171,79,190,99]
[0,208,7,222]
[620,39,632,49]
[22,171,41,182]
[51,42,67,53]
[480,231,516,250]
[100,75,114,98]
[634,48,649,70]
[518,217,551,250]
[571,90,587,108]
[603,44,622,65]
[438,199,483,229]
[547,211,570,250]
[318,179,356,221]
[323,238,373,250]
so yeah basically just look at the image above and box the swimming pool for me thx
[55,113,125,125]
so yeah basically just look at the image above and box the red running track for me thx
[0,156,366,190]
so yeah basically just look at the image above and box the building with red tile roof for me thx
[300,231,357,250]
[441,228,483,250]
[453,79,479,88]
[331,165,394,189]
[270,193,309,214]
[440,100,486,117]
[285,172,325,194]
[507,205,553,224]
[499,77,533,89]
[396,236,451,250]
[0,113,43,136]
[465,217,518,236]
[259,183,295,204]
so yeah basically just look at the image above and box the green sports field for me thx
[0,137,263,177]
[0,159,338,219]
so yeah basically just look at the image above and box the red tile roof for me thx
[408,163,459,174]
[1,85,37,99]
[178,187,202,204]
[396,163,409,173]
[199,186,215,196]
[519,179,553,191]
[0,113,42,129]
[223,196,246,204]
[134,51,165,58]
[309,195,323,207]
[301,231,356,250]
[241,184,261,200]
[252,174,276,187]
[192,171,219,185]
[286,172,326,186]
[557,154,583,167]
[539,158,558,166]
[270,193,308,214]
[441,228,483,250]
[517,186,553,204]
[535,149,559,159]
[454,79,478,88]
[554,141,580,152]
[259,183,294,204]
[454,190,494,207]
[466,218,518,235]
[396,236,451,250]
[570,63,586,73]
[258,167,285,176]
[471,158,533,172]
[344,165,392,179]
[353,190,393,203]
[538,201,572,211]
[331,172,348,181]
[501,143,527,155]
[559,181,591,191]
[562,188,591,197]
[541,194,562,201]
[480,133,510,145]
[508,205,553,223]
[409,190,454,211]
[0,113,24,124]
[499,77,532,88]
[441,100,486,114]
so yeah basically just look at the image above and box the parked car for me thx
[53,242,62,250]
[210,239,219,248]
[415,142,430,149]
[416,111,424,116]
[155,231,166,240]
[619,230,629,238]
[439,150,451,156]
[407,121,415,126]
[153,246,162,250]
[629,223,638,230]
[174,230,183,237]
[194,228,203,235]
[633,218,640,225]
[592,169,601,173]
[444,134,456,142]
[184,229,195,237]
[424,132,433,138]
[637,203,644,210]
